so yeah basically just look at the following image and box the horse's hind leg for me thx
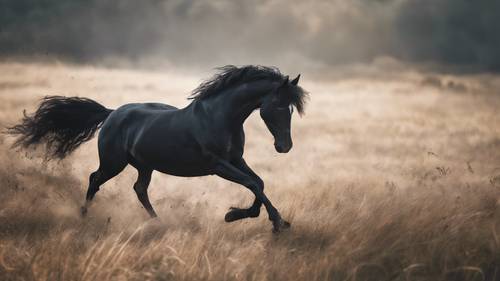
[132,168,157,218]
[81,154,128,216]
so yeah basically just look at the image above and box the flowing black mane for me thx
[190,65,308,114]
[190,65,283,100]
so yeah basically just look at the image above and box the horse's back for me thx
[101,102,177,129]
[119,102,178,112]
[98,102,178,150]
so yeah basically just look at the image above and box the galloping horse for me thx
[7,65,308,233]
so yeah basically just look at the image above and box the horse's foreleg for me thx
[133,168,157,218]
[214,159,290,233]
[225,158,263,222]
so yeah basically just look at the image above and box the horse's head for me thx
[260,74,306,153]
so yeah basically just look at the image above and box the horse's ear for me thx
[276,76,289,98]
[291,74,300,86]
[281,76,289,87]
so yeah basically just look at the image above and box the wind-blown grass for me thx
[1,62,500,281]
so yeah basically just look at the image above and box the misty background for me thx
[1,0,499,76]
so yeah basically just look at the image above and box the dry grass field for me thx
[1,62,500,281]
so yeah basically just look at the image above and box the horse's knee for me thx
[246,180,264,194]
[133,169,152,195]
[133,183,142,193]
[133,182,147,195]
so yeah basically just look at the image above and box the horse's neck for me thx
[207,80,276,127]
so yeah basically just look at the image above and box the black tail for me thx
[6,96,113,159]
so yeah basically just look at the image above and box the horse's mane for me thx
[189,65,308,114]
[190,65,283,100]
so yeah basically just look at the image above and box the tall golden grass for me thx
[1,62,500,281]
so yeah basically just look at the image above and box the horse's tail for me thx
[6,96,113,159]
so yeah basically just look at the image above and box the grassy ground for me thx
[1,62,500,281]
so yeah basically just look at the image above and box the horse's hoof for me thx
[80,206,88,217]
[282,220,291,229]
[224,208,246,222]
[272,219,291,233]
[224,210,238,222]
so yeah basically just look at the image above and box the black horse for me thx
[7,65,308,233]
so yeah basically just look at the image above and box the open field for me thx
[1,62,500,280]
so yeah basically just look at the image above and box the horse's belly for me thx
[155,163,213,177]
[132,143,215,177]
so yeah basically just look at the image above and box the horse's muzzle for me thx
[275,142,292,153]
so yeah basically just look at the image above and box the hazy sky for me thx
[1,0,499,74]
